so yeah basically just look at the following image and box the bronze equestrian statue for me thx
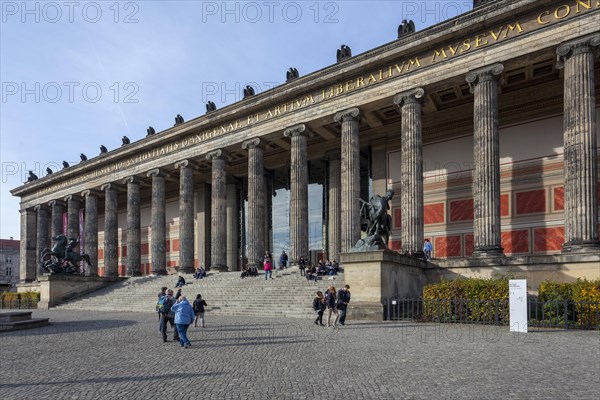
[40,235,93,274]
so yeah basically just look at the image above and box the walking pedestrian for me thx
[279,251,288,270]
[423,239,433,260]
[171,296,195,348]
[158,289,180,343]
[337,285,351,325]
[264,258,273,280]
[325,285,339,327]
[312,291,326,326]
[193,294,208,328]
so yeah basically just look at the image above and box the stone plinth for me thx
[340,250,430,321]
[37,274,122,309]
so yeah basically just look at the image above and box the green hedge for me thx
[538,279,600,328]
[422,277,510,323]
[1,291,40,309]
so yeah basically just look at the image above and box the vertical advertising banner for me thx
[62,213,67,236]
[509,279,528,333]
[79,209,85,273]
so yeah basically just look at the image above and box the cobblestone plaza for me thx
[1,311,599,399]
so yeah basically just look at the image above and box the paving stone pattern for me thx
[1,309,598,399]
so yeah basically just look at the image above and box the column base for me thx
[209,263,229,272]
[562,241,600,254]
[471,246,505,259]
[151,270,168,276]
[178,267,195,274]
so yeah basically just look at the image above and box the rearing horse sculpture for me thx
[40,235,92,274]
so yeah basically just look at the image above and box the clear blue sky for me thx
[0,0,473,240]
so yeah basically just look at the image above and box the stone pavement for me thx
[1,310,598,399]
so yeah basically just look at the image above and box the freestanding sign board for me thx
[509,279,528,333]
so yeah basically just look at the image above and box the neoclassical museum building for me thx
[11,0,600,287]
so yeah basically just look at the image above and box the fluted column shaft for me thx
[102,183,119,277]
[334,108,362,253]
[327,151,342,262]
[148,169,167,275]
[19,208,37,282]
[65,195,81,243]
[226,182,240,271]
[284,124,309,264]
[242,138,265,267]
[466,63,504,257]
[82,190,98,276]
[124,177,141,276]
[49,200,65,238]
[206,152,229,271]
[557,33,600,251]
[35,204,50,277]
[175,160,195,272]
[394,88,425,255]
[264,174,273,254]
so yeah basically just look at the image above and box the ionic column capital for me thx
[63,194,82,203]
[147,168,168,179]
[466,63,504,92]
[206,149,232,162]
[241,138,263,150]
[34,204,49,212]
[334,107,361,124]
[100,182,120,192]
[48,199,65,208]
[81,189,102,198]
[122,176,142,185]
[556,33,600,68]
[393,87,426,107]
[283,124,309,138]
[174,159,199,170]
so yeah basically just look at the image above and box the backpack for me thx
[157,295,171,315]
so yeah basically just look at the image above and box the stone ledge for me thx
[431,253,600,268]
[38,275,125,309]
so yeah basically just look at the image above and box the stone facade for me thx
[10,0,600,281]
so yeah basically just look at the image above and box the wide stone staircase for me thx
[53,267,345,319]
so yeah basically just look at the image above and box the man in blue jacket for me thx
[171,296,195,348]
[159,289,180,343]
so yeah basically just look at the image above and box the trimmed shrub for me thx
[1,291,40,309]
[422,277,510,323]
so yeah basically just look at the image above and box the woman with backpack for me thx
[193,294,208,328]
[325,285,339,327]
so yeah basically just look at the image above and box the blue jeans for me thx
[176,324,190,346]
[265,270,272,280]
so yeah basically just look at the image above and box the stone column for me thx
[175,160,196,272]
[334,108,362,253]
[81,190,99,276]
[264,173,273,254]
[101,183,119,277]
[123,177,141,276]
[226,182,240,271]
[284,124,309,264]
[557,33,600,252]
[206,151,230,271]
[48,199,65,237]
[64,195,81,244]
[326,150,342,263]
[34,204,50,278]
[19,208,37,282]
[466,63,504,257]
[394,88,426,255]
[148,169,167,275]
[242,138,265,268]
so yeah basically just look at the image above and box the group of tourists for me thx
[156,286,208,348]
[312,284,351,327]
[303,259,340,282]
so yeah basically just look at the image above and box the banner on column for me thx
[62,213,67,236]
[79,208,85,273]
[509,279,527,333]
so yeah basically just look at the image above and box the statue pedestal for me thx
[38,274,123,309]
[340,250,430,321]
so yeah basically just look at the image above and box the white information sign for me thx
[509,279,528,333]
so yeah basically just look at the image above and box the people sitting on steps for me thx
[175,275,186,288]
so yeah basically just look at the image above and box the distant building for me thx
[0,238,20,286]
